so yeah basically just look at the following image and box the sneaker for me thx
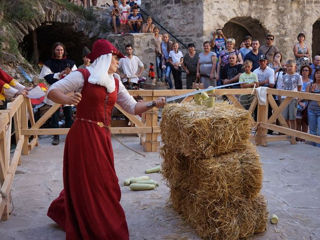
[52,135,60,145]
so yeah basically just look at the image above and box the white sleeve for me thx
[3,87,18,100]
[48,71,84,94]
[298,75,303,86]
[39,65,53,79]
[269,69,275,84]
[116,80,137,115]
[169,51,173,58]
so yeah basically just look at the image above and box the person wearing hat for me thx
[78,46,91,69]
[46,39,166,239]
[253,54,275,88]
[293,32,310,72]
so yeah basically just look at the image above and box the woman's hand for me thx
[66,92,82,105]
[210,73,214,80]
[155,97,166,108]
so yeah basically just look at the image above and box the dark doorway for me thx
[312,19,320,58]
[223,17,268,48]
[19,22,94,67]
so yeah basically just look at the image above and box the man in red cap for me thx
[46,39,165,240]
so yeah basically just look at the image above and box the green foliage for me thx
[52,0,96,21]
[8,36,19,55]
[5,0,37,21]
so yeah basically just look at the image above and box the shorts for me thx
[282,99,297,120]
[111,16,120,26]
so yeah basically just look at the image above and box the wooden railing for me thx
[1,88,320,221]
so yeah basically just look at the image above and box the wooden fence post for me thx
[21,98,29,155]
[255,95,268,146]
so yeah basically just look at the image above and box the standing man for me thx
[311,55,320,79]
[253,54,275,88]
[118,44,144,89]
[239,35,252,59]
[220,53,243,88]
[259,34,279,63]
[244,39,261,71]
[182,43,199,89]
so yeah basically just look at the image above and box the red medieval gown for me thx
[47,69,129,240]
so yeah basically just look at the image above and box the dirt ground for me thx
[0,135,319,240]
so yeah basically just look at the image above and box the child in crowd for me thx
[128,6,143,33]
[110,0,121,34]
[239,60,259,110]
[277,59,302,130]
[119,0,130,33]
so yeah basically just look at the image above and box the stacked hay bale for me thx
[160,102,268,240]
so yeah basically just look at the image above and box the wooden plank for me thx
[267,94,289,127]
[268,88,320,101]
[28,137,38,151]
[266,135,289,142]
[26,98,36,126]
[114,103,144,127]
[20,100,29,155]
[267,97,292,125]
[248,97,257,114]
[128,90,154,96]
[153,89,193,96]
[259,122,320,143]
[226,95,245,109]
[0,132,6,183]
[32,103,61,130]
[110,127,152,134]
[7,95,24,118]
[0,114,9,133]
[0,137,23,218]
[255,101,268,146]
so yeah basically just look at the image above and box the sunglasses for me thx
[302,69,309,72]
[266,38,274,40]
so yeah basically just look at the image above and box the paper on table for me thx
[27,86,46,99]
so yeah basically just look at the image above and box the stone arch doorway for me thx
[222,17,268,48]
[312,19,320,58]
[19,22,94,67]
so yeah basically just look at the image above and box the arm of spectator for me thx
[196,60,200,80]
[136,58,144,78]
[216,56,221,81]
[268,70,275,88]
[237,52,243,64]
[229,73,241,84]
[210,55,217,79]
[40,65,60,85]
[182,56,189,74]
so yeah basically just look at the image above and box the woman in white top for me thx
[168,42,184,89]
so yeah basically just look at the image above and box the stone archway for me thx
[19,22,94,67]
[222,17,268,48]
[312,19,320,58]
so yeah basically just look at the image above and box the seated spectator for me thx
[118,44,144,89]
[78,46,91,69]
[119,0,130,33]
[277,59,302,130]
[220,53,243,88]
[293,32,310,72]
[239,60,259,113]
[296,65,312,139]
[244,39,261,71]
[128,7,143,33]
[253,54,275,88]
[239,35,252,59]
[182,43,199,89]
[0,67,27,102]
[259,34,279,63]
[268,51,283,73]
[306,68,320,147]
[142,16,155,33]
[168,42,184,89]
[311,55,320,79]
[110,0,120,34]
[210,29,226,57]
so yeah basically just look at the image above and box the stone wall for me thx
[107,33,156,78]
[142,0,320,61]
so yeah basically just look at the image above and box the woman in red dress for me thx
[46,39,165,239]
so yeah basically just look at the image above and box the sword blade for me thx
[166,82,241,102]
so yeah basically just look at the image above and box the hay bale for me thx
[160,102,252,159]
[161,143,262,201]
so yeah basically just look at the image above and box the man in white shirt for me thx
[253,54,275,88]
[118,44,144,89]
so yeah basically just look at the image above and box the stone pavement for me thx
[0,135,319,240]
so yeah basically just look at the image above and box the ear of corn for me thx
[130,176,150,183]
[130,183,156,191]
[145,165,161,174]
[135,179,159,186]
[270,214,278,224]
[124,177,134,186]
[200,92,209,100]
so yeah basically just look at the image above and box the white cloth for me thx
[87,54,115,93]
[47,71,137,115]
[119,55,144,84]
[169,50,183,64]
[253,66,275,86]
[256,87,268,105]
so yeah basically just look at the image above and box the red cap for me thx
[87,39,125,62]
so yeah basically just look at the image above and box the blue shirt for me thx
[244,51,261,71]
[161,42,170,60]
